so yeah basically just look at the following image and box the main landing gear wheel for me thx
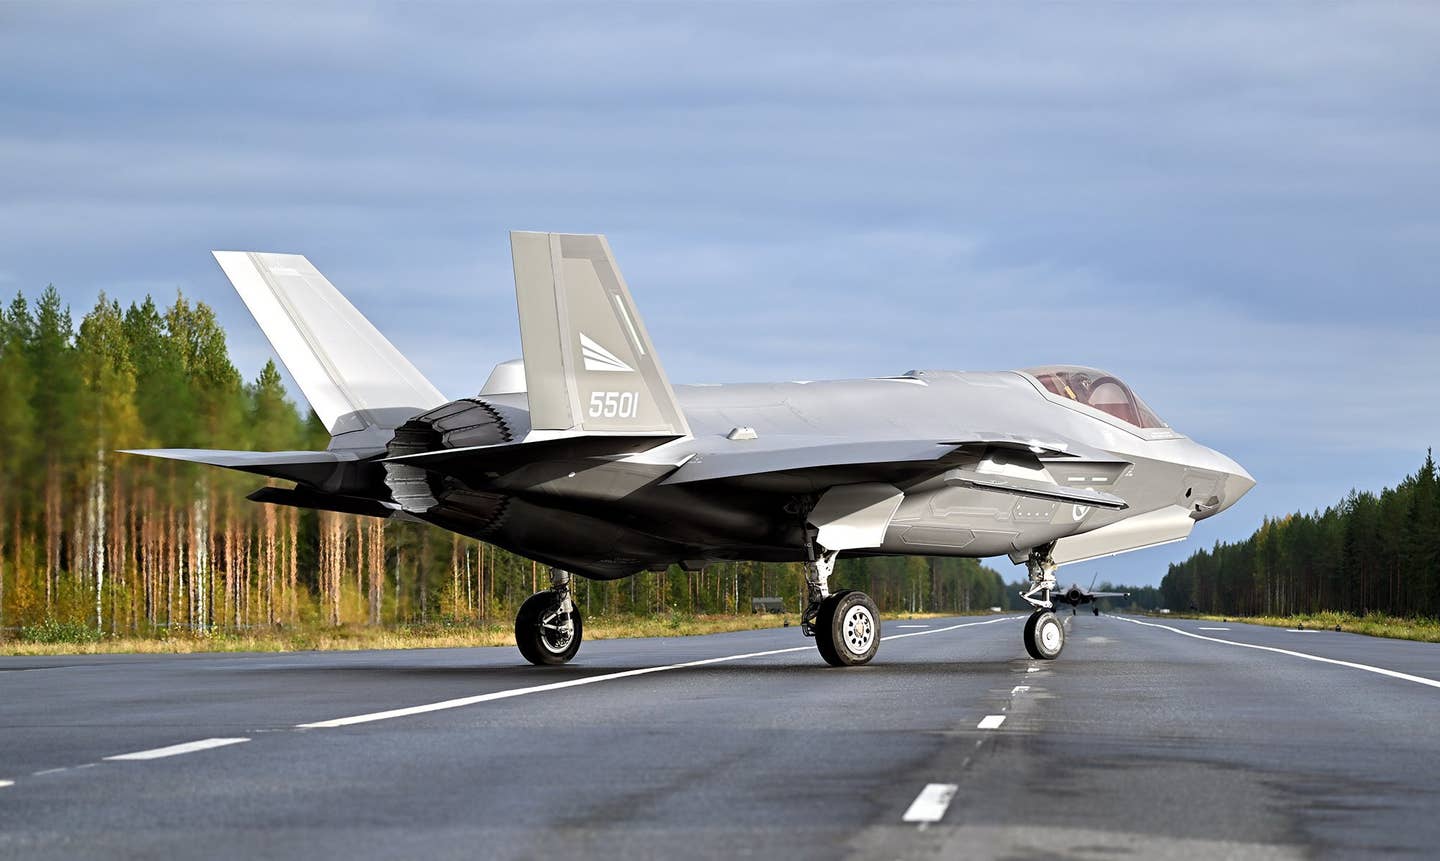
[815,590,880,667]
[515,589,583,666]
[1023,610,1064,660]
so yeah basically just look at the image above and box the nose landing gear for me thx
[1019,543,1065,660]
[515,568,583,665]
[1023,610,1065,660]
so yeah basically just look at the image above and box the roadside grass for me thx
[0,610,970,656]
[1177,611,1440,644]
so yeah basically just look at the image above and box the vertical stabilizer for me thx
[212,251,447,448]
[509,232,690,437]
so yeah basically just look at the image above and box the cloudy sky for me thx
[3,3,1436,586]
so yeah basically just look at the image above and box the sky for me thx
[2,3,1437,587]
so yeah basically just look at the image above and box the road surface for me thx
[3,613,1438,859]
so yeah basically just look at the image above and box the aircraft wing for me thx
[660,433,1130,497]
[659,437,969,487]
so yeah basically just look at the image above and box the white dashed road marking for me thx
[977,715,1006,730]
[1114,616,1440,691]
[105,738,250,761]
[0,780,13,789]
[1011,685,1031,694]
[902,783,958,825]
[1198,627,1231,631]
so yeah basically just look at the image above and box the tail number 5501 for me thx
[588,391,640,419]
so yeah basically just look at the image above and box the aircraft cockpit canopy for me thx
[1023,366,1168,429]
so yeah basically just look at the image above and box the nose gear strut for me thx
[1019,542,1066,660]
[1020,542,1058,611]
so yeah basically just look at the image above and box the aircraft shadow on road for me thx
[228,658,1035,682]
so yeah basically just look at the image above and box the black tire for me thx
[1023,610,1064,660]
[815,590,880,667]
[515,590,583,666]
[1093,607,1100,616]
[812,590,848,666]
[1023,611,1043,659]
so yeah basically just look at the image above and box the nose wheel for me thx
[1023,610,1065,660]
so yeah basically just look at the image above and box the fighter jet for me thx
[1050,576,1129,622]
[124,233,1254,668]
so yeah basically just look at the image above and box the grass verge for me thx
[1175,611,1440,644]
[1,611,969,656]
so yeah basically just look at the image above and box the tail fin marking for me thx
[509,232,690,437]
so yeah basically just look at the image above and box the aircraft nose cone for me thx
[1217,454,1255,512]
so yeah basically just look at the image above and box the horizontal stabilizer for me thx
[247,486,392,519]
[120,448,368,489]
[213,251,446,447]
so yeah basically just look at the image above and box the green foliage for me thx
[21,618,101,644]
[1163,450,1440,617]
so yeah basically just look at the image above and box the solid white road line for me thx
[1114,616,1440,691]
[977,715,1006,729]
[902,783,958,824]
[881,615,1020,642]
[104,738,250,761]
[300,616,1025,729]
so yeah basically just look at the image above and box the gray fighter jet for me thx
[1050,576,1130,623]
[124,232,1254,667]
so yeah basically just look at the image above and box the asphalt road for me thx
[3,613,1439,860]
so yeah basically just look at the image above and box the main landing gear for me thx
[1020,543,1065,661]
[515,568,583,665]
[801,544,880,666]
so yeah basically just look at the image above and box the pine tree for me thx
[27,286,81,611]
[0,298,38,630]
[75,295,143,630]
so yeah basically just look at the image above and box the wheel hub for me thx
[1040,618,1062,651]
[841,605,875,654]
[538,609,574,653]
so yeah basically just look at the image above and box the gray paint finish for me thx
[125,235,1253,582]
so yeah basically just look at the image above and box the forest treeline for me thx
[0,286,1006,640]
[1162,451,1440,617]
